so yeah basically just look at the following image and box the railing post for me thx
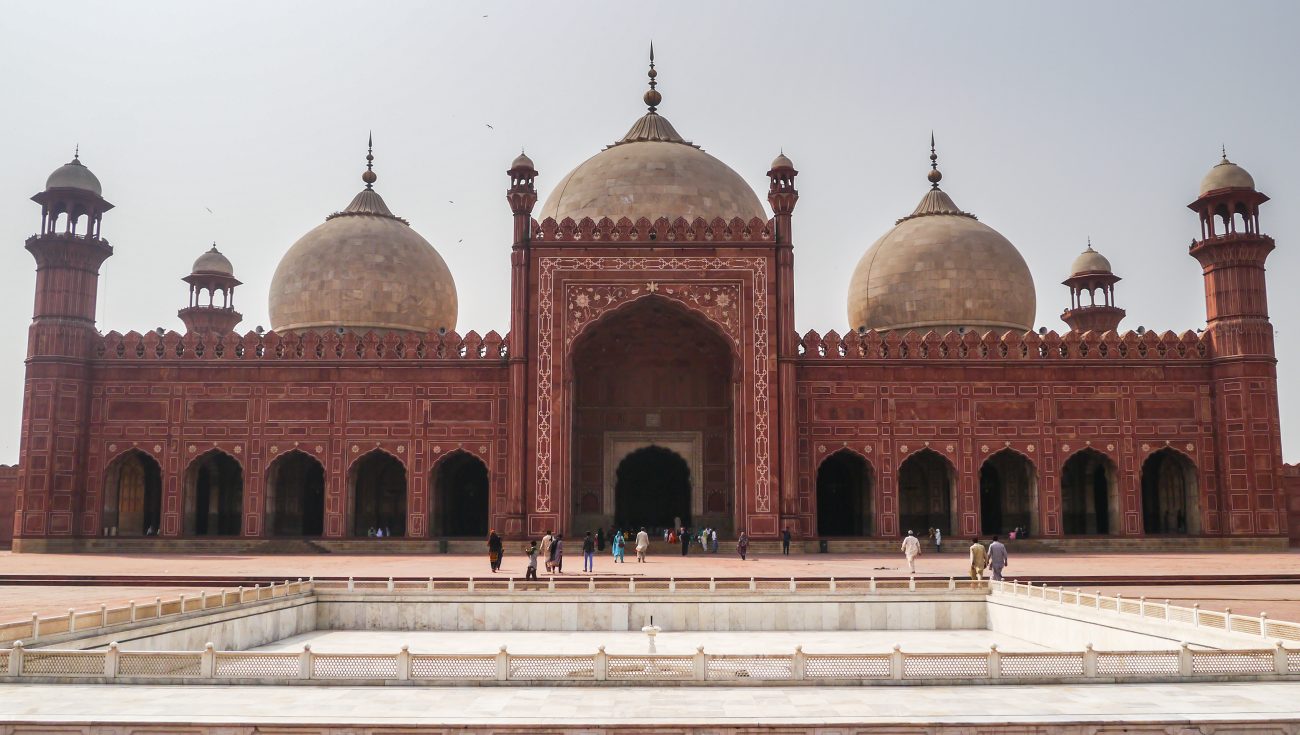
[890,645,904,680]
[155,597,163,618]
[1163,599,1171,621]
[1192,603,1200,627]
[496,646,510,681]
[468,577,476,592]
[397,645,411,681]
[548,576,556,592]
[908,576,916,592]
[1178,642,1192,677]
[1260,613,1270,639]
[789,577,796,593]
[693,646,706,681]
[201,642,216,678]
[948,576,955,591]
[588,576,595,592]
[179,594,187,614]
[1083,644,1097,678]
[129,600,137,623]
[1076,588,1082,606]
[67,608,76,633]
[7,641,22,677]
[100,603,108,627]
[427,576,434,592]
[629,577,636,593]
[30,614,39,641]
[299,644,313,679]
[829,577,836,592]
[1115,593,1123,616]
[1138,596,1146,618]
[709,577,716,592]
[387,577,395,592]
[105,641,119,678]
[1095,590,1102,610]
[987,644,1000,679]
[869,576,876,592]
[1275,641,1288,675]
[1225,607,1233,632]
[749,577,756,592]
[669,577,676,592]
[792,645,806,680]
[237,586,245,604]
[508,577,516,592]
[594,645,607,681]
[347,577,354,592]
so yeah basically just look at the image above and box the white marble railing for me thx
[311,576,987,594]
[3,641,1297,684]
[990,579,1300,644]
[0,579,314,646]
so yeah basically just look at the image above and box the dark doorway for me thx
[102,450,163,536]
[1060,449,1118,535]
[434,451,489,537]
[1141,448,1200,534]
[979,450,1037,536]
[265,451,325,537]
[816,450,873,536]
[614,445,691,529]
[184,451,243,536]
[351,451,407,537]
[897,449,955,537]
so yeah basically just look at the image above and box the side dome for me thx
[1199,151,1255,196]
[847,148,1036,335]
[539,55,766,225]
[192,244,235,276]
[269,153,457,334]
[45,154,102,196]
[1068,244,1111,276]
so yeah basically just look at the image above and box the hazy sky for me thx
[2,1,1298,463]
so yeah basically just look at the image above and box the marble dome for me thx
[1199,154,1255,196]
[45,155,102,196]
[1069,245,1111,276]
[269,174,457,335]
[539,84,765,224]
[191,245,235,276]
[847,168,1036,336]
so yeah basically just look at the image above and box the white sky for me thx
[1,1,1297,463]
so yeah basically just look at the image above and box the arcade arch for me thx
[979,449,1038,536]
[1060,449,1120,535]
[432,451,489,537]
[182,450,243,536]
[264,450,325,537]
[102,450,163,537]
[816,450,874,536]
[1141,448,1200,534]
[897,449,957,537]
[350,450,407,537]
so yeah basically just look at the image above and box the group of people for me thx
[663,526,723,555]
[901,529,1009,580]
[487,527,656,576]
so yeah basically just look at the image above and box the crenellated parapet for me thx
[94,328,510,362]
[532,216,773,244]
[796,328,1211,361]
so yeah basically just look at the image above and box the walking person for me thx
[737,530,750,560]
[988,535,1009,581]
[635,527,650,563]
[552,533,565,573]
[933,527,942,554]
[680,527,690,556]
[781,527,792,555]
[901,529,921,574]
[612,529,625,563]
[524,540,539,581]
[710,528,718,553]
[487,529,503,573]
[968,538,988,581]
[540,530,554,573]
[582,531,596,572]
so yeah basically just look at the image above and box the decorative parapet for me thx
[93,329,509,362]
[797,328,1212,361]
[532,216,773,243]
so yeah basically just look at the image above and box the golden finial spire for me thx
[1220,143,1229,163]
[644,42,661,113]
[74,143,80,161]
[362,131,377,189]
[927,131,942,189]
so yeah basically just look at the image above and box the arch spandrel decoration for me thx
[536,256,772,527]
[565,282,743,349]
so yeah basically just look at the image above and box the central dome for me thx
[539,58,765,224]
[269,152,457,334]
[847,149,1036,335]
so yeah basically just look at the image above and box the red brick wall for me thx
[0,464,16,548]
[1285,463,1300,545]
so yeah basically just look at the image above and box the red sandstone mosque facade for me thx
[4,60,1295,551]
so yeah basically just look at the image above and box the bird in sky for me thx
[485,124,494,129]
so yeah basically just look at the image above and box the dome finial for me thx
[74,143,79,161]
[362,131,377,189]
[643,42,661,113]
[1221,143,1228,162]
[927,131,943,189]
[1086,235,1093,251]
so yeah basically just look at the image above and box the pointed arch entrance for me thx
[816,450,874,536]
[350,450,407,537]
[897,449,957,537]
[264,450,325,537]
[614,445,691,529]
[570,296,735,532]
[1060,449,1119,535]
[102,450,163,536]
[432,451,489,537]
[979,449,1038,536]
[1141,448,1200,534]
[183,450,243,536]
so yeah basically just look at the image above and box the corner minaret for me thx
[502,149,538,538]
[18,151,115,544]
[1187,149,1281,537]
[178,244,242,334]
[1060,240,1125,333]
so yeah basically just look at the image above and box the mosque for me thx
[2,56,1293,551]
